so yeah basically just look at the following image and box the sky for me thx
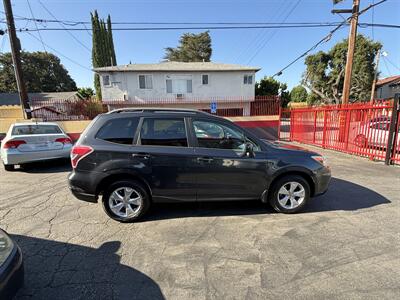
[1,0,399,90]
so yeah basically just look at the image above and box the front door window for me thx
[193,120,246,151]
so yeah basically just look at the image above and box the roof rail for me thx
[107,107,210,115]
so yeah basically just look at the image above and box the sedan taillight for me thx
[71,145,93,168]
[3,140,26,149]
[55,137,72,144]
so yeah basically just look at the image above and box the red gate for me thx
[283,99,400,165]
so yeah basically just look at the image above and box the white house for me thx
[375,75,400,99]
[94,61,260,115]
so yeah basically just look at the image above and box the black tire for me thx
[3,164,15,171]
[102,180,150,222]
[268,175,310,214]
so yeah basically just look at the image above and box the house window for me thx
[102,75,110,86]
[139,75,153,89]
[202,74,209,85]
[166,78,193,94]
[244,75,253,85]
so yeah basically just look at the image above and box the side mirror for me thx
[243,142,255,158]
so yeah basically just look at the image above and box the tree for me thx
[91,10,117,99]
[255,76,290,107]
[77,87,94,100]
[303,35,381,104]
[0,51,77,93]
[164,31,212,62]
[290,85,308,103]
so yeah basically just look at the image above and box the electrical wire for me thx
[37,0,91,52]
[26,0,46,53]
[383,55,400,72]
[234,1,290,63]
[271,0,388,77]
[247,0,303,64]
[0,34,6,53]
[26,31,92,71]
[8,22,399,32]
[382,55,392,76]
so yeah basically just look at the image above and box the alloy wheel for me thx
[109,187,142,218]
[277,181,306,209]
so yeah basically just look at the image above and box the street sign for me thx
[210,102,217,114]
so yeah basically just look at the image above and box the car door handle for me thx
[197,157,213,163]
[132,153,151,159]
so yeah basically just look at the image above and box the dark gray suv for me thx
[68,108,331,222]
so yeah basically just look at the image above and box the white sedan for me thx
[0,122,72,171]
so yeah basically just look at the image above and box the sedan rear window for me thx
[12,124,62,135]
[96,117,139,145]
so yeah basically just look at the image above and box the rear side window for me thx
[139,118,188,147]
[96,117,139,144]
[12,124,62,135]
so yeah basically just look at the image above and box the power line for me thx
[36,0,91,52]
[383,55,400,72]
[26,0,46,53]
[8,22,399,32]
[0,33,6,52]
[235,1,292,63]
[381,55,392,76]
[26,31,92,71]
[247,0,303,64]
[271,0,388,77]
[371,0,375,40]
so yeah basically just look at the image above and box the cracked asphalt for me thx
[1,144,400,300]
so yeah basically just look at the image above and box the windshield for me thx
[12,124,62,136]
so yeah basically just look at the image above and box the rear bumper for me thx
[1,146,71,165]
[0,244,24,300]
[68,170,100,203]
[69,187,98,203]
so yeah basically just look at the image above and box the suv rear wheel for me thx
[102,180,150,222]
[268,175,310,213]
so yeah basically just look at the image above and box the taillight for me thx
[3,140,26,149]
[71,145,93,168]
[55,137,72,144]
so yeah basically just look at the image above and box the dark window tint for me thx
[12,124,62,135]
[140,118,187,147]
[193,120,245,150]
[202,74,208,85]
[97,118,139,144]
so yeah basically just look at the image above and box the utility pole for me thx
[341,0,360,105]
[3,0,31,119]
[369,48,381,104]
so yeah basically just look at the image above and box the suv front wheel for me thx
[102,180,150,222]
[268,175,310,213]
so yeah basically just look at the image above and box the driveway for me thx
[0,145,399,299]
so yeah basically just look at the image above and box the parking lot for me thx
[1,144,399,300]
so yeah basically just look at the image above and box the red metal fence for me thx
[30,96,281,121]
[284,99,400,165]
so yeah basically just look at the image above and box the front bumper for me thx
[0,244,24,300]
[313,166,331,196]
[1,146,71,165]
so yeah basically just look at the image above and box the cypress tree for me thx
[107,15,117,66]
[91,11,117,99]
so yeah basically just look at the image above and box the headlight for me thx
[311,155,329,167]
[0,229,14,265]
